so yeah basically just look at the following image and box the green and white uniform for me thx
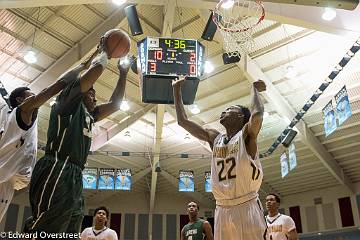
[182,219,205,240]
[27,78,94,234]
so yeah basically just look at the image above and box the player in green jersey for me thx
[181,202,213,240]
[25,41,131,235]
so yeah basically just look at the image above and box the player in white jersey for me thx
[81,206,118,240]
[173,77,267,240]
[0,52,98,222]
[265,194,298,240]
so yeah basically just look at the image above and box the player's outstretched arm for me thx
[172,76,219,148]
[92,58,130,122]
[203,221,214,240]
[244,80,266,138]
[243,80,266,158]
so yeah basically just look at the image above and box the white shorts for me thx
[215,198,267,240]
[0,181,14,222]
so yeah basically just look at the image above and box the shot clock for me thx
[137,37,205,104]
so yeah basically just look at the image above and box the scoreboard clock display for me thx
[137,37,205,105]
[138,37,205,77]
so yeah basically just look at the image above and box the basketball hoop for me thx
[213,0,265,57]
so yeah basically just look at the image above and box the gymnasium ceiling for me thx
[2,0,360,209]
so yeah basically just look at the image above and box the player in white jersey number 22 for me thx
[173,77,267,240]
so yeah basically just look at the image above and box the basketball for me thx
[103,29,131,58]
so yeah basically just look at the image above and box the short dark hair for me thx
[94,206,109,218]
[236,105,251,124]
[268,193,281,203]
[9,87,30,108]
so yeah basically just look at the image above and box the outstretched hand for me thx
[172,75,187,88]
[253,80,266,92]
[97,36,110,59]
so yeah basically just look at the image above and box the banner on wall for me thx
[280,152,289,178]
[288,143,297,171]
[335,85,352,126]
[82,168,98,190]
[98,168,115,190]
[115,169,132,191]
[179,170,194,192]
[205,171,212,193]
[323,100,337,137]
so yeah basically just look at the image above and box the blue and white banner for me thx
[115,169,132,191]
[82,168,98,190]
[98,168,115,190]
[335,86,352,126]
[179,170,194,192]
[288,143,297,171]
[323,100,337,137]
[280,152,289,178]
[205,171,212,193]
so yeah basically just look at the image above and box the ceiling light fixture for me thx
[190,104,200,114]
[24,51,37,64]
[322,8,336,21]
[204,60,214,74]
[120,100,130,111]
[112,0,127,6]
[222,0,235,9]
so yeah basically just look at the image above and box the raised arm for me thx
[19,49,99,124]
[245,80,266,138]
[172,77,218,148]
[243,80,266,158]
[203,221,214,240]
[92,58,130,122]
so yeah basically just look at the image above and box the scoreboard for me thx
[137,37,205,105]
[138,37,205,77]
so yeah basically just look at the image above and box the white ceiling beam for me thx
[91,105,155,150]
[28,8,127,93]
[149,0,176,216]
[240,56,355,193]
[149,105,165,213]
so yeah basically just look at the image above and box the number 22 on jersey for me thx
[217,158,261,181]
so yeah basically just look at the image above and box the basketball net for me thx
[213,0,265,57]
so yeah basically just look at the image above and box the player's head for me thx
[93,206,109,226]
[83,87,97,112]
[265,193,280,212]
[187,201,199,218]
[220,105,251,130]
[9,87,35,108]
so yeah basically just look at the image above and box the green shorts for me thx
[26,155,84,235]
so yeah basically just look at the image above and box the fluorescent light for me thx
[285,65,297,79]
[204,61,214,73]
[119,56,130,66]
[24,51,37,64]
[322,8,336,21]
[120,100,130,111]
[190,104,200,114]
[112,0,126,5]
[222,0,234,9]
